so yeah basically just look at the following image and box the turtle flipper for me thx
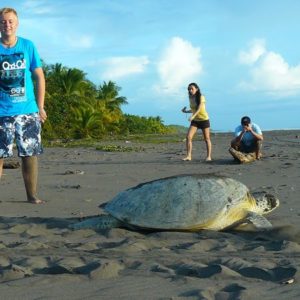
[69,215,122,230]
[245,212,273,230]
[229,147,256,163]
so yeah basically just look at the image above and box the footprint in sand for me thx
[0,264,33,283]
[216,257,297,282]
[181,284,247,300]
[88,260,124,279]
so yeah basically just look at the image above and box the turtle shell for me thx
[104,174,253,230]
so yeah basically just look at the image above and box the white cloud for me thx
[22,0,53,14]
[101,56,149,79]
[238,39,266,65]
[238,39,300,96]
[66,35,94,49]
[155,37,203,94]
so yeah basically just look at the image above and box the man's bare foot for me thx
[28,198,44,204]
[182,157,192,161]
[205,157,212,162]
[256,153,263,160]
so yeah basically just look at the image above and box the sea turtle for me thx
[70,174,279,232]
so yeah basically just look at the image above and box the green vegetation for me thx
[42,131,187,150]
[43,62,175,140]
[95,144,145,152]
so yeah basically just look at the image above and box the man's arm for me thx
[246,125,263,141]
[33,67,47,123]
[234,127,246,144]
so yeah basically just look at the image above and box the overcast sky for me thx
[3,0,300,131]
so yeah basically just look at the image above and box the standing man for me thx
[229,116,263,163]
[0,8,47,203]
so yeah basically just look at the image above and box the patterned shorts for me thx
[0,113,43,158]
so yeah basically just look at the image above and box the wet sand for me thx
[0,130,299,299]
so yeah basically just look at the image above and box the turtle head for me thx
[252,192,280,214]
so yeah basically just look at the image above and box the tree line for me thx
[42,62,173,140]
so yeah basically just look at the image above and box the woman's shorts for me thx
[191,119,210,129]
[0,113,43,158]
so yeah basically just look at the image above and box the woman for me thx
[181,83,212,161]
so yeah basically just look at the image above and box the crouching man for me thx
[229,116,263,163]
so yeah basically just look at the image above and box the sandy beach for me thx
[0,130,299,299]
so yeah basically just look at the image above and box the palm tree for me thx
[44,63,64,95]
[97,81,128,111]
[71,103,104,138]
[44,63,98,138]
[60,68,91,98]
[45,64,96,98]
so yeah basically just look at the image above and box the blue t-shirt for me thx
[0,37,41,116]
[234,123,262,147]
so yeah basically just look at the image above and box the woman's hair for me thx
[188,82,202,108]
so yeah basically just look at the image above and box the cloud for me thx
[238,39,266,65]
[22,0,53,14]
[155,37,203,94]
[101,56,149,79]
[66,35,94,49]
[238,39,300,96]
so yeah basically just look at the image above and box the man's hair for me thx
[241,116,251,125]
[0,8,18,18]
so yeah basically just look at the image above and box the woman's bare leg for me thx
[202,127,212,161]
[183,126,198,161]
